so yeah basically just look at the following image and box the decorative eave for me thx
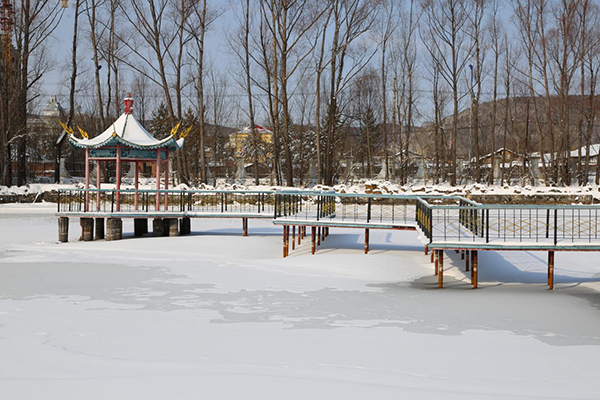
[69,134,183,151]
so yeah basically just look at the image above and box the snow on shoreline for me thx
[2,180,600,200]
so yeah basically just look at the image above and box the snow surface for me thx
[1,204,600,399]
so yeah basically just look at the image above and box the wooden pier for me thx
[271,190,600,291]
[56,188,600,291]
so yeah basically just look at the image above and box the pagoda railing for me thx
[57,188,275,216]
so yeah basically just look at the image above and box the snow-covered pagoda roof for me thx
[69,97,184,151]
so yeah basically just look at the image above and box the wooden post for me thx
[424,245,428,255]
[95,218,105,240]
[116,143,121,212]
[317,227,321,246]
[283,226,288,258]
[364,228,369,254]
[438,250,444,288]
[548,251,554,290]
[298,225,301,245]
[58,217,69,242]
[292,226,296,250]
[242,218,248,237]
[96,160,101,211]
[311,226,316,255]
[461,250,465,260]
[80,218,94,241]
[434,249,439,275]
[430,249,434,263]
[473,250,479,289]
[321,226,325,242]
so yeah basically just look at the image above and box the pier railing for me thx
[274,191,454,227]
[57,188,276,216]
[418,198,600,246]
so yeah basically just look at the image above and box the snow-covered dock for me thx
[55,188,600,291]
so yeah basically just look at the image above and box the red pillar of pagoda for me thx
[156,148,161,211]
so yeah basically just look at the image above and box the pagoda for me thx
[68,95,184,212]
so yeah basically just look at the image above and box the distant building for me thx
[41,95,64,118]
[229,125,273,156]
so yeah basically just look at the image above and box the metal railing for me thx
[57,188,275,216]
[419,197,600,246]
[274,191,460,228]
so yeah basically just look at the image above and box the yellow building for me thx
[229,125,273,159]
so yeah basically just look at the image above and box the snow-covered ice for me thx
[1,204,600,399]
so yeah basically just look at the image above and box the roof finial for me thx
[124,94,133,115]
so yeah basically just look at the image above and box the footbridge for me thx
[56,188,600,290]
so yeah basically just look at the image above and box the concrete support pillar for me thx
[58,217,69,243]
[548,251,555,290]
[153,218,164,237]
[80,218,94,241]
[106,218,122,241]
[134,218,147,237]
[95,218,105,240]
[180,217,191,235]
[166,218,178,237]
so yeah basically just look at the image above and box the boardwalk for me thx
[56,188,600,290]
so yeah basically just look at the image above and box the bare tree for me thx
[187,0,220,184]
[322,0,381,185]
[377,0,397,181]
[12,0,63,185]
[467,0,486,183]
[422,0,473,186]
[487,0,502,185]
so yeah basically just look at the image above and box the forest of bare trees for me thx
[2,0,600,187]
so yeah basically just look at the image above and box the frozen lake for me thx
[1,203,600,399]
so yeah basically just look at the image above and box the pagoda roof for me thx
[69,113,184,150]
